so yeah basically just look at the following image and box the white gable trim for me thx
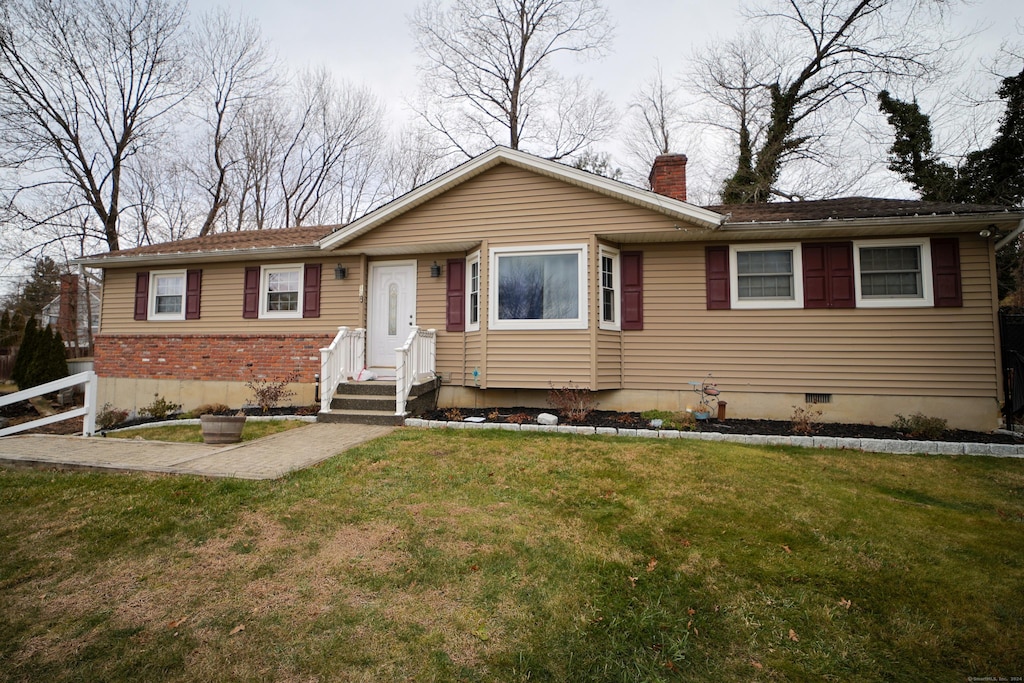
[318,146,725,251]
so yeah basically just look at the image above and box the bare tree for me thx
[411,0,615,160]
[277,69,384,227]
[690,0,955,203]
[0,0,190,251]
[190,8,276,236]
[234,99,285,230]
[622,64,688,186]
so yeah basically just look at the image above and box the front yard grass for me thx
[105,419,306,443]
[1,429,1022,681]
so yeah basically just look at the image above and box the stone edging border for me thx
[403,418,1024,459]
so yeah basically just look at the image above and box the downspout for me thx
[995,217,1024,251]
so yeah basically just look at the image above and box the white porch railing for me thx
[319,327,365,413]
[396,327,437,416]
[0,371,98,437]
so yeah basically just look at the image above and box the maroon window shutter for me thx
[446,258,466,332]
[303,263,321,318]
[185,269,202,320]
[802,244,828,309]
[621,251,643,330]
[705,246,730,310]
[243,266,260,319]
[803,242,854,309]
[827,242,855,308]
[134,272,149,321]
[931,237,962,307]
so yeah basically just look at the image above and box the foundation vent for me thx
[805,393,832,404]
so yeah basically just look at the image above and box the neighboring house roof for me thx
[74,147,1024,267]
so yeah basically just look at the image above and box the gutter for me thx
[72,244,323,268]
[995,217,1024,251]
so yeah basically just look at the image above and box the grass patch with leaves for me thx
[1,430,1022,681]
[105,419,306,443]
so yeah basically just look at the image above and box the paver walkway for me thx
[0,422,395,479]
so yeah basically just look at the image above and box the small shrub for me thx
[673,410,698,431]
[190,403,231,417]
[96,403,129,430]
[295,403,319,416]
[640,409,696,431]
[245,370,298,413]
[892,412,947,440]
[140,394,181,420]
[791,404,823,436]
[548,382,597,423]
[444,407,464,421]
[506,412,531,424]
[487,409,501,421]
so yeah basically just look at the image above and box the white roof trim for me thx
[319,146,726,251]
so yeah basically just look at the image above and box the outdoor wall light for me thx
[979,229,993,238]
[334,264,347,279]
[430,261,442,278]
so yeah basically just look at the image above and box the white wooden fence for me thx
[0,371,98,437]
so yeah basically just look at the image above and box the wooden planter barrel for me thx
[200,415,246,444]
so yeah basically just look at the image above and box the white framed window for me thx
[854,238,933,308]
[260,264,303,318]
[489,244,588,330]
[729,243,803,309]
[149,270,186,320]
[466,251,481,332]
[599,245,620,330]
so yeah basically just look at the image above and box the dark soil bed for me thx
[418,407,1023,444]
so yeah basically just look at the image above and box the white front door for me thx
[368,261,417,370]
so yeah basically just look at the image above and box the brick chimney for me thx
[648,153,688,202]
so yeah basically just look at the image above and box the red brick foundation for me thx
[94,334,334,382]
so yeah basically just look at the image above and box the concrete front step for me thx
[329,377,440,397]
[318,409,405,426]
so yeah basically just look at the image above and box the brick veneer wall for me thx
[94,334,334,381]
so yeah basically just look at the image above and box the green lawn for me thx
[105,419,306,443]
[1,429,1022,681]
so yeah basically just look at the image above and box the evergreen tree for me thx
[879,67,1024,206]
[11,317,37,388]
[0,310,10,350]
[879,66,1024,301]
[8,257,64,323]
[25,326,68,389]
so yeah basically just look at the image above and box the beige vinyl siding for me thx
[622,236,997,398]
[99,259,362,335]
[596,329,622,389]
[484,331,591,389]
[409,254,466,384]
[345,168,654,389]
[464,332,482,386]
[343,164,680,252]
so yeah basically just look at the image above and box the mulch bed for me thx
[418,407,1024,445]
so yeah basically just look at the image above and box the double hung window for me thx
[150,271,185,320]
[729,244,803,309]
[853,239,933,307]
[260,264,303,318]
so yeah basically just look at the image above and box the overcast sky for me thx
[201,0,1020,124]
